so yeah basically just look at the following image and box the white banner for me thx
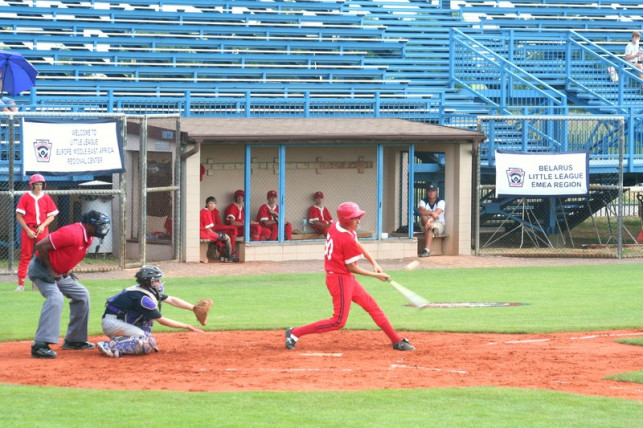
[495,150,589,197]
[22,119,125,175]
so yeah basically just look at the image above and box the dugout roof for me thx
[179,118,486,144]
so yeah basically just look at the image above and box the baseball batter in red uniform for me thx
[15,174,59,291]
[307,191,333,235]
[285,202,414,351]
[256,190,292,240]
[224,190,270,241]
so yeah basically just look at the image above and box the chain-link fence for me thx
[474,115,643,258]
[0,113,181,281]
[201,144,421,244]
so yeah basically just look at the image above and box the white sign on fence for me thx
[495,150,589,197]
[22,119,125,175]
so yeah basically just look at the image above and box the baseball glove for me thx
[193,298,213,326]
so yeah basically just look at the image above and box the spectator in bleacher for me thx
[225,189,270,242]
[0,71,18,112]
[624,31,643,80]
[308,191,333,235]
[206,196,239,262]
[417,183,445,258]
[200,196,234,262]
[256,190,292,241]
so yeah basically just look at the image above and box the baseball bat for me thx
[387,279,430,308]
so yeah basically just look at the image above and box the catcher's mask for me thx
[135,265,164,299]
[81,210,110,239]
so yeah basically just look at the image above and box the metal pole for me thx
[139,116,148,264]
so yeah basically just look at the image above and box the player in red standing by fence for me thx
[285,202,414,351]
[15,174,59,291]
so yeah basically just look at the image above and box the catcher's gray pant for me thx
[101,314,147,338]
[28,258,90,344]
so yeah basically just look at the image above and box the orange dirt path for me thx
[1,330,642,401]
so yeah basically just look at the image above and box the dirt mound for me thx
[1,330,641,401]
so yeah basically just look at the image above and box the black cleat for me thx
[31,342,57,359]
[285,328,298,350]
[392,338,415,351]
[62,340,96,350]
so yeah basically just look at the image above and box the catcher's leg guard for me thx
[110,334,158,356]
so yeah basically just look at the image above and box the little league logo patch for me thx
[33,139,52,163]
[506,167,525,187]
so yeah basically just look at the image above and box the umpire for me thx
[29,210,110,359]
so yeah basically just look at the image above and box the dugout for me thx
[178,118,485,262]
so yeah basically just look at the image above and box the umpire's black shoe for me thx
[62,340,96,350]
[31,342,57,359]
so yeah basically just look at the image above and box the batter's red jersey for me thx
[224,203,244,224]
[256,203,278,222]
[16,192,59,226]
[308,205,332,224]
[47,222,93,274]
[324,221,363,274]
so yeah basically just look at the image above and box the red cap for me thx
[314,191,324,199]
[267,190,277,198]
[234,189,244,198]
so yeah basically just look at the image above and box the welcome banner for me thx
[22,119,125,175]
[495,150,589,197]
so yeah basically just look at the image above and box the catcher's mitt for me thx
[193,298,213,326]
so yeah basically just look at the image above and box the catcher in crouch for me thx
[96,265,211,358]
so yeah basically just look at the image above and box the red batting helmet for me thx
[267,190,277,198]
[337,202,366,227]
[29,174,46,189]
[233,189,244,198]
[314,191,324,199]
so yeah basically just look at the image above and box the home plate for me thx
[300,353,343,357]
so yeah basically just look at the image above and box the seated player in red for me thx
[307,190,333,236]
[256,190,292,241]
[200,196,234,261]
[207,196,240,262]
[224,189,270,242]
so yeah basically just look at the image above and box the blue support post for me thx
[244,144,251,241]
[408,144,415,238]
[278,145,286,242]
[376,144,383,239]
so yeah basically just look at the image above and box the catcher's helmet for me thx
[29,174,46,189]
[337,202,366,227]
[135,265,164,299]
[80,210,110,239]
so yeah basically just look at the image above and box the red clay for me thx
[1,329,641,401]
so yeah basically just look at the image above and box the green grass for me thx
[0,384,641,428]
[606,371,643,384]
[1,264,642,425]
[2,264,642,340]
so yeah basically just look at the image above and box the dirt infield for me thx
[0,329,641,400]
[1,256,641,401]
